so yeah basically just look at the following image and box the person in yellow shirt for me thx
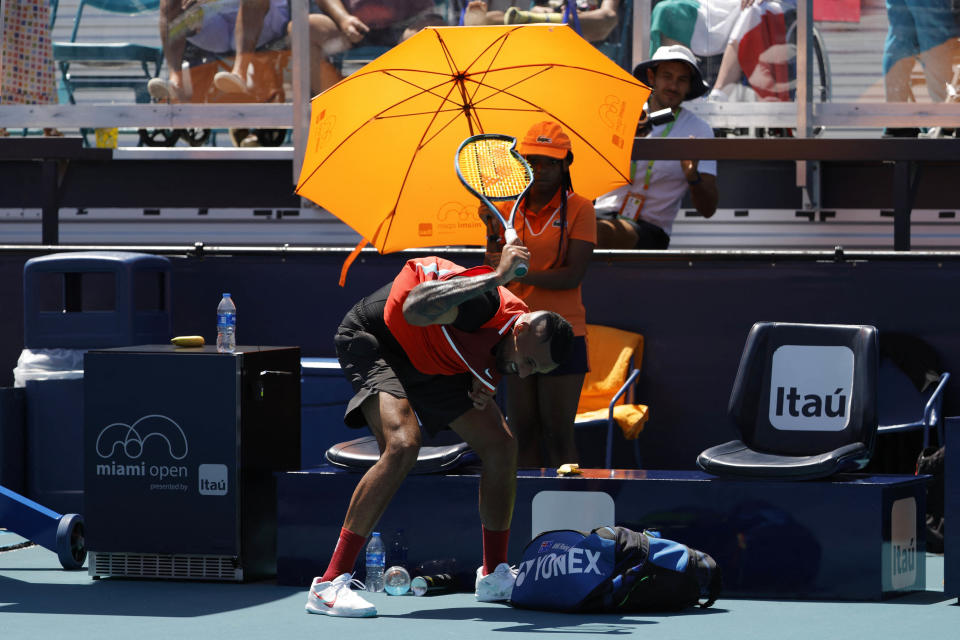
[480,121,596,467]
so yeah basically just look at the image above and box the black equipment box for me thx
[83,345,300,581]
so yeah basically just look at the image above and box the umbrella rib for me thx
[296,72,466,191]
[377,70,464,110]
[352,63,638,85]
[467,65,645,108]
[464,82,632,184]
[377,101,480,245]
[463,66,554,110]
[463,65,645,184]
[377,89,475,247]
[435,32,483,134]
[462,31,513,111]
[477,62,643,83]
[373,30,471,248]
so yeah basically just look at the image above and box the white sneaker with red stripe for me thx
[305,573,377,617]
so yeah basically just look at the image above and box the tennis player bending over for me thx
[305,247,574,617]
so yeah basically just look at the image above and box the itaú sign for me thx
[768,345,855,431]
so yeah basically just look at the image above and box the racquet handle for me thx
[503,229,528,277]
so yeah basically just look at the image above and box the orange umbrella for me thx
[295,24,650,281]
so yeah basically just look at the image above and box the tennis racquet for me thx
[455,133,534,277]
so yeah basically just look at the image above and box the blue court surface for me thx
[1,531,955,640]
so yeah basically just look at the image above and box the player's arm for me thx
[403,245,530,326]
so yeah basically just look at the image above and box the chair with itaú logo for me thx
[697,321,879,481]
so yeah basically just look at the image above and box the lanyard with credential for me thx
[620,110,679,222]
[629,113,679,187]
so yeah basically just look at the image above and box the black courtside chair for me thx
[325,429,475,475]
[697,322,878,481]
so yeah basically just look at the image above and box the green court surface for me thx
[1,532,955,640]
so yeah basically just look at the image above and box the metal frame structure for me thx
[1,0,958,188]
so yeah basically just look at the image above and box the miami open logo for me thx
[768,345,855,431]
[94,414,189,481]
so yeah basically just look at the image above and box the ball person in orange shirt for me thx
[480,120,596,467]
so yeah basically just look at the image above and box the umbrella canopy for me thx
[296,24,650,255]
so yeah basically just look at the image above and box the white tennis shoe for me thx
[305,573,377,617]
[475,562,518,602]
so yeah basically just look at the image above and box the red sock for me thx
[482,525,510,576]
[321,527,366,582]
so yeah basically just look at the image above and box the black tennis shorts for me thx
[334,290,476,436]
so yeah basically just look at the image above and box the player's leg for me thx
[321,391,421,582]
[449,400,516,532]
[308,391,420,617]
[341,392,422,536]
[449,402,518,601]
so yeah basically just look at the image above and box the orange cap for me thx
[517,121,571,159]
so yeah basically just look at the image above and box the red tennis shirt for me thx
[384,256,528,392]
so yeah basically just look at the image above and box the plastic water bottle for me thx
[388,528,408,568]
[365,531,385,592]
[384,565,411,595]
[216,293,236,353]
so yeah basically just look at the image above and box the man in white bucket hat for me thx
[595,44,718,249]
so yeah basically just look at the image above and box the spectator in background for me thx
[651,0,797,102]
[311,0,447,92]
[210,0,285,95]
[595,45,718,249]
[881,0,960,137]
[0,0,62,137]
[150,0,445,102]
[150,0,292,101]
[461,1,621,44]
[480,121,595,468]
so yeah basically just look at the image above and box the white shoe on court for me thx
[475,562,518,602]
[305,573,377,617]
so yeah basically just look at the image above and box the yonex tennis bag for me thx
[509,526,721,612]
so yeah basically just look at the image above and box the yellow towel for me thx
[575,404,650,440]
[575,325,648,439]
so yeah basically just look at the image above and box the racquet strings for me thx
[457,138,531,200]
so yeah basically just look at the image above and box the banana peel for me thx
[556,463,582,476]
[171,335,205,347]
